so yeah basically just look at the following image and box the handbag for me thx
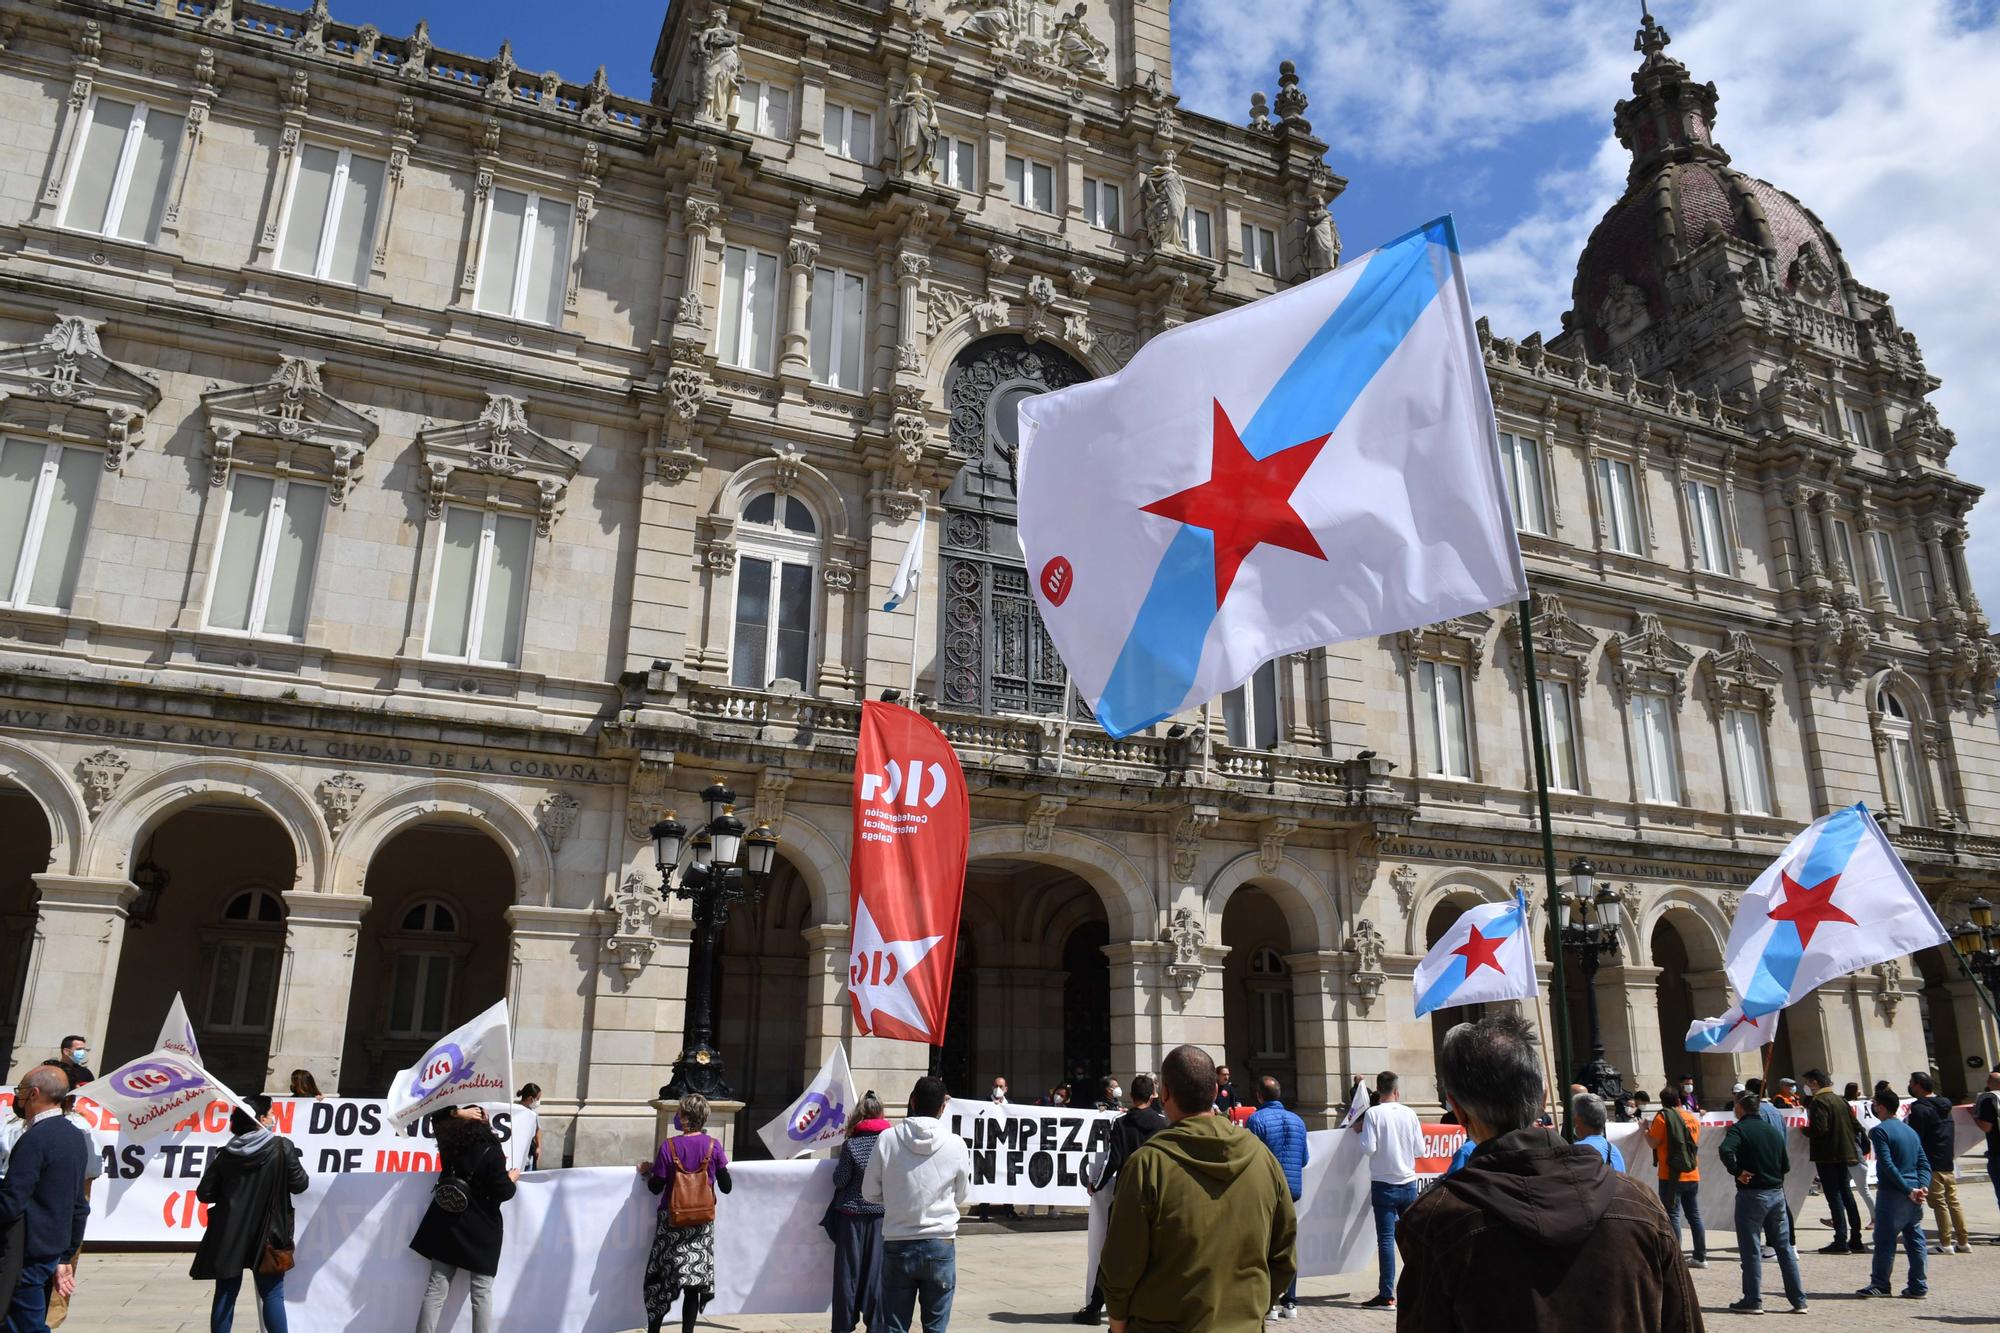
[431,1173,473,1215]
[668,1139,717,1227]
[254,1152,296,1276]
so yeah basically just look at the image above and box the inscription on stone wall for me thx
[1381,838,1756,887]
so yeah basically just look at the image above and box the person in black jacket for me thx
[828,1092,889,1333]
[190,1095,308,1333]
[0,1065,89,1332]
[1905,1071,1968,1253]
[1072,1074,1169,1325]
[410,1104,520,1333]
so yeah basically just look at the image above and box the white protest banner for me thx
[284,1162,836,1331]
[85,1049,253,1143]
[156,993,200,1063]
[944,1101,1118,1206]
[759,1043,857,1159]
[385,999,513,1129]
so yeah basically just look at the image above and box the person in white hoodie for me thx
[862,1076,971,1333]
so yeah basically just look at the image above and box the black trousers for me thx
[831,1211,886,1333]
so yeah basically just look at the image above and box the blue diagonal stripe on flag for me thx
[1413,895,1526,1017]
[1740,805,1866,1015]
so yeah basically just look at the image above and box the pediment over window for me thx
[201,358,380,504]
[1700,629,1783,721]
[417,394,582,536]
[0,315,161,469]
[1608,612,1696,705]
[1397,610,1494,678]
[1506,594,1597,691]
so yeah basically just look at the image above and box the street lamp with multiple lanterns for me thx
[1951,895,2000,1001]
[650,779,779,1101]
[1553,856,1627,1101]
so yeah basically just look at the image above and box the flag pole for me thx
[1758,1009,1781,1092]
[1516,593,1577,1134]
[1054,677,1076,778]
[907,564,923,700]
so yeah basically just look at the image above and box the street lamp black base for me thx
[664,1044,734,1102]
[1574,1058,1626,1103]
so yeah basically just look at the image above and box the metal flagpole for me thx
[1054,677,1077,778]
[907,560,923,699]
[1516,593,1577,1132]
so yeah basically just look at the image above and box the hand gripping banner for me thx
[848,700,970,1042]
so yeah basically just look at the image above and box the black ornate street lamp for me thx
[1951,896,2000,1002]
[1554,856,1626,1101]
[651,779,779,1101]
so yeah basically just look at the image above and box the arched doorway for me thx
[1423,900,1483,1101]
[103,804,297,1090]
[938,336,1090,718]
[929,927,975,1098]
[1221,886,1299,1099]
[0,784,52,1062]
[716,856,811,1155]
[341,824,513,1096]
[1649,911,1733,1102]
[1062,920,1111,1097]
[1650,921,1698,1095]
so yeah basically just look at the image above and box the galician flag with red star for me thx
[1017,216,1526,737]
[1412,890,1538,1017]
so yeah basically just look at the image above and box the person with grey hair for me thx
[1396,1015,1698,1331]
[0,1064,90,1331]
[1570,1093,1627,1171]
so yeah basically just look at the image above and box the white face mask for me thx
[1108,1087,1121,1102]
[991,1086,1006,1100]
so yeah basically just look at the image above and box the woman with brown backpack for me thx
[639,1092,734,1333]
[189,1094,308,1333]
[410,1104,520,1333]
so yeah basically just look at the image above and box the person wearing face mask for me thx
[0,1065,90,1332]
[512,1084,543,1172]
[1676,1077,1701,1113]
[1095,1079,1122,1113]
[988,1077,1009,1106]
[55,1038,93,1090]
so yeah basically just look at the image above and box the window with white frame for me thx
[1538,679,1580,792]
[1005,156,1055,213]
[715,243,780,372]
[1873,529,1907,613]
[1222,659,1281,750]
[276,144,386,286]
[1241,223,1278,276]
[940,135,978,190]
[1628,692,1680,804]
[1248,946,1292,1060]
[732,491,818,690]
[1596,456,1642,555]
[0,438,101,612]
[388,899,459,1039]
[1183,206,1214,258]
[1497,432,1549,535]
[734,79,793,138]
[1722,707,1771,815]
[1416,659,1471,779]
[59,96,186,243]
[809,265,867,391]
[1082,177,1121,231]
[206,473,326,640]
[1876,687,1927,822]
[1686,479,1730,574]
[822,102,874,162]
[473,187,571,325]
[427,505,534,667]
[203,890,285,1036]
[1845,406,1872,448]
[1830,517,1858,581]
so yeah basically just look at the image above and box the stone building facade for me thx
[0,0,1993,1165]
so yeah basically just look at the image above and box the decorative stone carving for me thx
[416,395,583,535]
[1274,59,1311,131]
[1170,805,1217,884]
[1025,794,1068,852]
[483,40,517,102]
[1257,817,1299,875]
[1700,629,1782,721]
[1303,192,1340,276]
[1398,611,1493,679]
[1507,594,1598,693]
[400,19,432,77]
[1390,863,1418,912]
[1247,91,1273,133]
[200,357,378,505]
[1607,611,1695,705]
[295,0,330,54]
[891,75,940,179]
[626,758,671,841]
[1139,152,1188,253]
[1616,881,1641,923]
[1596,275,1649,345]
[1346,918,1385,1014]
[1871,958,1903,1021]
[691,7,741,124]
[77,750,129,818]
[951,0,1106,77]
[604,872,666,978]
[755,769,792,835]
[1788,245,1836,303]
[315,773,366,836]
[537,791,580,853]
[1809,591,1875,688]
[0,316,161,469]
[1162,905,1206,1004]
[1718,891,1739,923]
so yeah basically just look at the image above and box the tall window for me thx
[204,890,285,1036]
[0,439,100,612]
[474,187,571,325]
[1629,693,1680,804]
[1686,479,1730,574]
[1183,207,1214,258]
[1877,688,1926,822]
[734,79,792,138]
[1082,177,1121,230]
[1596,456,1642,555]
[715,243,780,372]
[1497,432,1548,535]
[1241,223,1278,276]
[809,266,866,391]
[1723,707,1771,815]
[276,145,385,286]
[1416,660,1471,778]
[732,491,817,689]
[1005,156,1054,213]
[1830,518,1858,581]
[428,506,533,666]
[59,97,185,243]
[1539,680,1580,792]
[939,135,977,190]
[1845,406,1872,448]
[1248,947,1292,1060]
[206,474,326,639]
[822,103,874,162]
[1873,530,1907,613]
[388,899,458,1039]
[1222,660,1281,750]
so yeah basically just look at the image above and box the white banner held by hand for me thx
[385,999,514,1129]
[758,1044,857,1159]
[89,1049,252,1143]
[156,992,201,1063]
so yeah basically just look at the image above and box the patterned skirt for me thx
[643,1209,717,1317]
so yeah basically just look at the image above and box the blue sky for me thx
[344,0,2000,607]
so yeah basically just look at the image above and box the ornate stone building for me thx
[0,0,1992,1164]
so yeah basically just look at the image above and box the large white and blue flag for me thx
[1412,891,1538,1017]
[1018,216,1526,737]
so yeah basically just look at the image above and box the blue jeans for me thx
[3,1257,57,1333]
[882,1239,955,1333]
[1657,1180,1706,1260]
[1816,1161,1861,1246]
[212,1271,288,1333]
[1733,1188,1803,1307]
[1370,1180,1419,1300]
[1871,1188,1928,1295]
[1988,1157,1999,1213]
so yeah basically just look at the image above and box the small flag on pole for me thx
[757,1043,858,1159]
[157,992,201,1064]
[1412,891,1539,1017]
[385,999,515,1129]
[883,507,926,611]
[90,1049,254,1142]
[1684,1002,1780,1054]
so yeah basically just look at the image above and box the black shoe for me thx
[1854,1285,1891,1298]
[1845,1241,1870,1254]
[1727,1299,1764,1315]
[1071,1310,1103,1326]
[1899,1289,1927,1300]
[1360,1295,1395,1309]
[1814,1242,1848,1254]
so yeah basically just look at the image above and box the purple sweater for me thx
[651,1133,729,1213]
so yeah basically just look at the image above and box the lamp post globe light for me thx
[650,779,780,1101]
[1554,856,1626,1101]
[1952,895,2000,999]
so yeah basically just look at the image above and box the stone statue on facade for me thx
[1304,191,1340,275]
[692,7,742,125]
[1597,274,1648,341]
[1140,152,1186,252]
[1050,3,1109,74]
[892,75,941,180]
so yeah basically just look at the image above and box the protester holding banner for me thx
[190,1094,308,1333]
[641,1093,733,1333]
[827,1092,889,1333]
[409,1104,519,1333]
[512,1085,543,1172]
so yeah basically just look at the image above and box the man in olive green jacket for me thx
[1100,1045,1297,1333]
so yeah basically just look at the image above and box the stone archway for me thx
[716,854,813,1153]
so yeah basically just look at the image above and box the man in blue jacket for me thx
[1247,1075,1309,1320]
[1859,1089,1931,1299]
[0,1065,90,1332]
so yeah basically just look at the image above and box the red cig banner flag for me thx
[848,700,970,1042]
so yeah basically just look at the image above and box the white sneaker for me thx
[1954,1243,1972,1254]
[1280,1305,1298,1320]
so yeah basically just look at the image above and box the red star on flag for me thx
[1766,868,1857,951]
[1728,1011,1764,1034]
[1141,400,1330,607]
[1452,923,1509,977]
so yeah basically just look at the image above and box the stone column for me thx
[266,891,370,1095]
[1815,495,1849,583]
[781,234,818,382]
[1285,951,1344,1123]
[1923,521,1959,613]
[1106,940,1173,1088]
[1945,527,1982,617]
[1601,962,1662,1100]
[893,251,930,376]
[674,200,720,342]
[9,875,134,1077]
[1855,510,1889,609]
[1786,487,1822,582]
[817,561,857,697]
[800,924,850,1075]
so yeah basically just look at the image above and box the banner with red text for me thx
[86,1049,253,1142]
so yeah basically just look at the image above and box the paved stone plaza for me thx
[61,1167,2000,1331]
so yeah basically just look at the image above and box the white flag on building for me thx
[883,507,926,611]
[385,1000,515,1130]
[157,992,201,1064]
[758,1044,858,1159]
[90,1049,254,1143]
